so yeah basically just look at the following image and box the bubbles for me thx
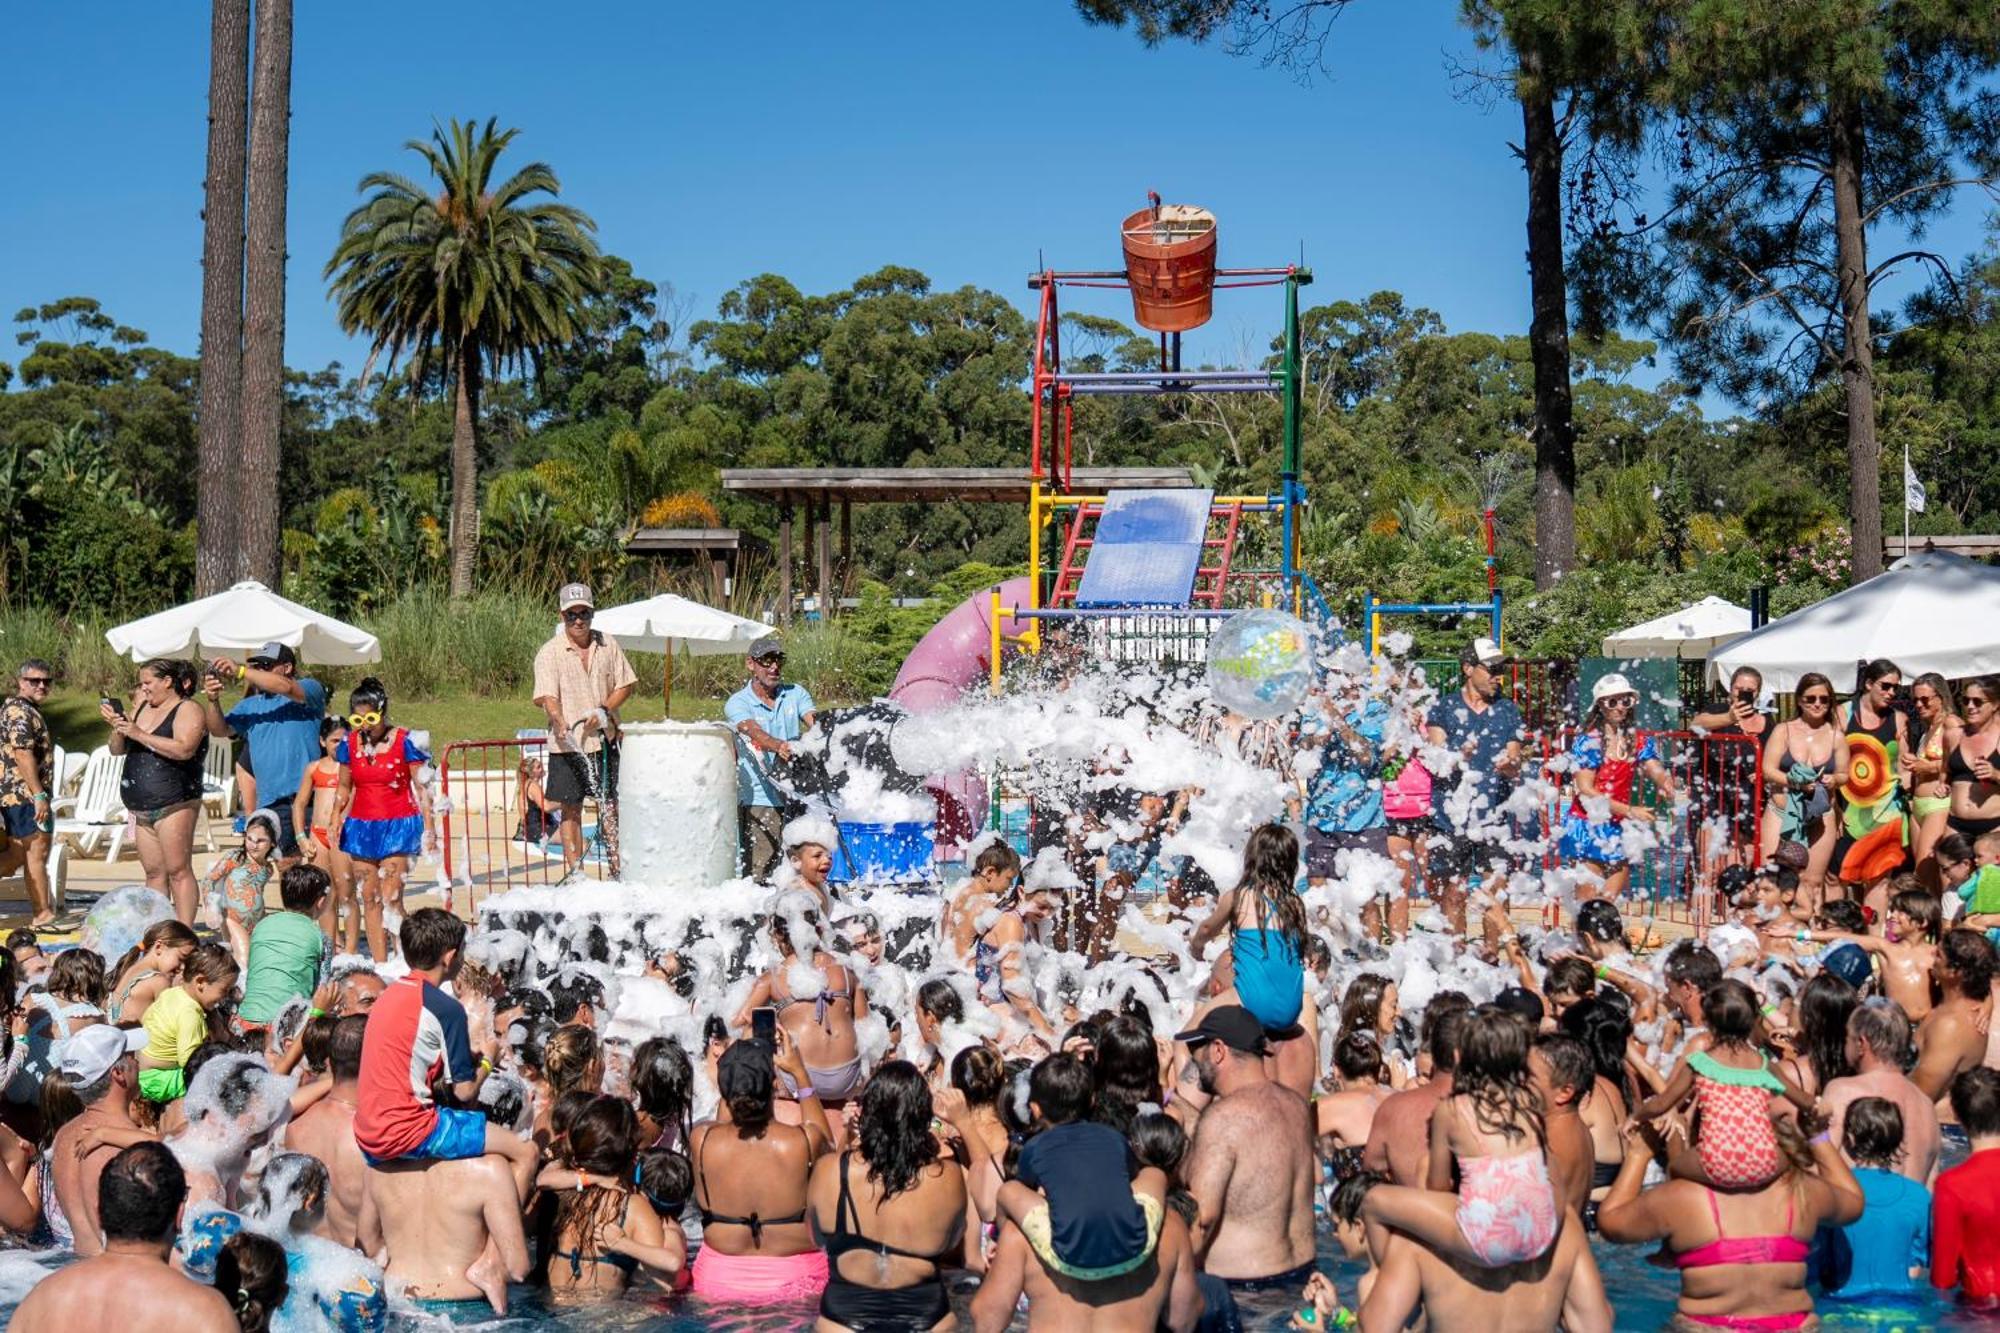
[78,885,175,962]
[1204,609,1314,720]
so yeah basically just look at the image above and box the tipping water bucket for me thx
[830,821,937,883]
[1121,198,1218,333]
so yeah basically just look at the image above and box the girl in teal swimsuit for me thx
[1191,824,1310,1033]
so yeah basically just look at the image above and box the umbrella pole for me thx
[665,645,674,720]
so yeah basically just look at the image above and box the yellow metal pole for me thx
[989,590,1004,696]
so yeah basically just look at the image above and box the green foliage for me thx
[16,490,192,616]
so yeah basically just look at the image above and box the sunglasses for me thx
[1802,694,1832,704]
[1603,696,1636,707]
[348,711,384,729]
[563,609,593,622]
[753,654,785,666]
[17,677,50,687]
[1969,697,1996,711]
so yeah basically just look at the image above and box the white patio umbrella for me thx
[592,592,774,713]
[1602,596,1753,660]
[105,580,381,664]
[1710,549,2000,692]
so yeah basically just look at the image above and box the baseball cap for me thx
[1459,637,1509,669]
[248,640,297,668]
[716,1040,776,1101]
[557,583,593,611]
[1820,943,1874,990]
[748,634,784,661]
[58,1023,145,1084]
[1174,1004,1269,1055]
[1592,672,1638,704]
[1492,987,1546,1026]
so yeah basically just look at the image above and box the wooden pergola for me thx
[1885,534,2000,561]
[719,466,1197,622]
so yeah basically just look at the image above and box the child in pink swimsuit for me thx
[1359,1007,1560,1267]
[1634,978,1816,1188]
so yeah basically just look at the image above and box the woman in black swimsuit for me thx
[103,658,209,923]
[1945,675,2000,843]
[808,1060,967,1332]
[1688,667,1771,904]
[546,1095,686,1298]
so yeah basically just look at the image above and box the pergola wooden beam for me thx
[720,466,1198,506]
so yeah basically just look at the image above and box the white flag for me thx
[1905,460,1927,514]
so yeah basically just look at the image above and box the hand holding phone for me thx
[100,696,125,717]
[750,1006,778,1050]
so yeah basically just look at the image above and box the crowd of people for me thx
[0,583,1994,1331]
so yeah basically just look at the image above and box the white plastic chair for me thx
[56,747,85,797]
[0,839,66,916]
[51,746,128,862]
[201,737,236,852]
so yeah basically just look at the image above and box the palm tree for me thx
[325,118,605,596]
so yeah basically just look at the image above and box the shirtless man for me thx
[335,966,386,1014]
[1823,1000,1939,1183]
[1179,1005,1317,1287]
[970,1199,1201,1333]
[49,1024,151,1255]
[1362,1007,1468,1187]
[12,1142,235,1332]
[1358,1211,1613,1333]
[281,1014,367,1245]
[358,1152,530,1314]
[1530,1032,1596,1215]
[1912,929,1995,1158]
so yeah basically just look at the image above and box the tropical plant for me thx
[324,117,607,595]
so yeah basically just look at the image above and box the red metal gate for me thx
[438,738,611,915]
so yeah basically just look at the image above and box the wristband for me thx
[1595,963,1609,980]
[1795,930,1808,944]
[1810,1131,1832,1146]
[307,1007,325,1019]
[478,1057,493,1075]
[798,1086,820,1100]
[30,792,47,805]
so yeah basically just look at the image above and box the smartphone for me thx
[101,696,125,717]
[750,1006,778,1050]
[1735,689,1756,706]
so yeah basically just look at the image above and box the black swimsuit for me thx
[815,1151,959,1331]
[1947,744,2000,839]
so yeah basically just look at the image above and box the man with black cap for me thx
[1423,636,1525,935]
[202,640,327,862]
[532,582,636,872]
[725,634,816,880]
[1178,1005,1317,1289]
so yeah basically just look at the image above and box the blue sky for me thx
[4,1,1990,398]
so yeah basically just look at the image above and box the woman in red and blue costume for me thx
[1560,673,1675,902]
[331,677,434,962]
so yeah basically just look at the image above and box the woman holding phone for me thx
[1688,667,1771,902]
[103,659,209,922]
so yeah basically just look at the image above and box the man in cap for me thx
[725,634,816,880]
[1178,1005,1317,1288]
[1424,636,1526,935]
[531,582,637,873]
[201,640,327,862]
[0,659,57,924]
[48,1022,150,1254]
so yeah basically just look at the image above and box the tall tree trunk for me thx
[237,0,292,588]
[195,0,250,596]
[1830,99,1882,584]
[450,345,482,597]
[1521,62,1578,591]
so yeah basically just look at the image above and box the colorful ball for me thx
[1205,609,1315,721]
[77,885,175,962]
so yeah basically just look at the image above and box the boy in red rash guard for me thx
[354,908,536,1197]
[1932,1066,2000,1303]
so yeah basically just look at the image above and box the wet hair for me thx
[1793,972,1858,1092]
[280,863,332,914]
[1952,1067,2000,1137]
[252,1152,327,1232]
[108,919,199,1000]
[858,1061,940,1200]
[1092,1016,1161,1135]
[1889,888,1942,944]
[1028,1052,1095,1127]
[48,947,106,1007]
[1300,934,1333,974]
[1545,956,1597,1001]
[1559,998,1635,1106]
[548,972,605,1024]
[298,1014,336,1074]
[514,1016,559,1074]
[1424,1006,1469,1076]
[318,715,349,742]
[950,1044,1006,1108]
[1701,979,1759,1047]
[139,658,198,699]
[1531,1031,1593,1105]
[215,1231,288,1333]
[1230,825,1308,957]
[637,1147,692,1216]
[972,840,1022,880]
[400,907,466,970]
[39,1070,84,1147]
[347,677,389,715]
[543,1024,604,1099]
[1848,998,1915,1068]
[1338,973,1395,1041]
[1664,941,1724,994]
[1334,1031,1386,1083]
[1330,1170,1384,1226]
[1943,929,1997,1000]
[1935,832,1976,871]
[554,1096,641,1269]
[631,1036,694,1149]
[183,941,240,990]
[329,1014,367,1080]
[1817,898,1868,933]
[1130,1111,1188,1177]
[1454,1009,1542,1147]
[99,1142,187,1242]
[551,1087,597,1144]
[916,978,964,1025]
[1842,1096,1905,1169]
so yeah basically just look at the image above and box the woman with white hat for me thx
[1559,673,1675,902]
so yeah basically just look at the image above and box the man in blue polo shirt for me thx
[1425,636,1525,936]
[724,635,815,880]
[200,640,327,862]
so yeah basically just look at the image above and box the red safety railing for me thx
[438,738,611,916]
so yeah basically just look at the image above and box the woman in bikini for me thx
[1904,673,1963,888]
[294,717,355,954]
[733,902,869,1106]
[1762,674,1850,910]
[1942,675,2000,849]
[543,1095,685,1298]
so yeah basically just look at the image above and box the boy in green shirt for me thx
[239,864,334,1031]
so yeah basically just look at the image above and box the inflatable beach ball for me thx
[78,885,175,963]
[1206,608,1315,721]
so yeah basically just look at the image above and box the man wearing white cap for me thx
[1423,637,1525,934]
[48,1023,149,1255]
[532,582,637,872]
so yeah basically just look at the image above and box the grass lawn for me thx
[40,687,728,758]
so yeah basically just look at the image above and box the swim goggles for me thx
[348,711,384,729]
